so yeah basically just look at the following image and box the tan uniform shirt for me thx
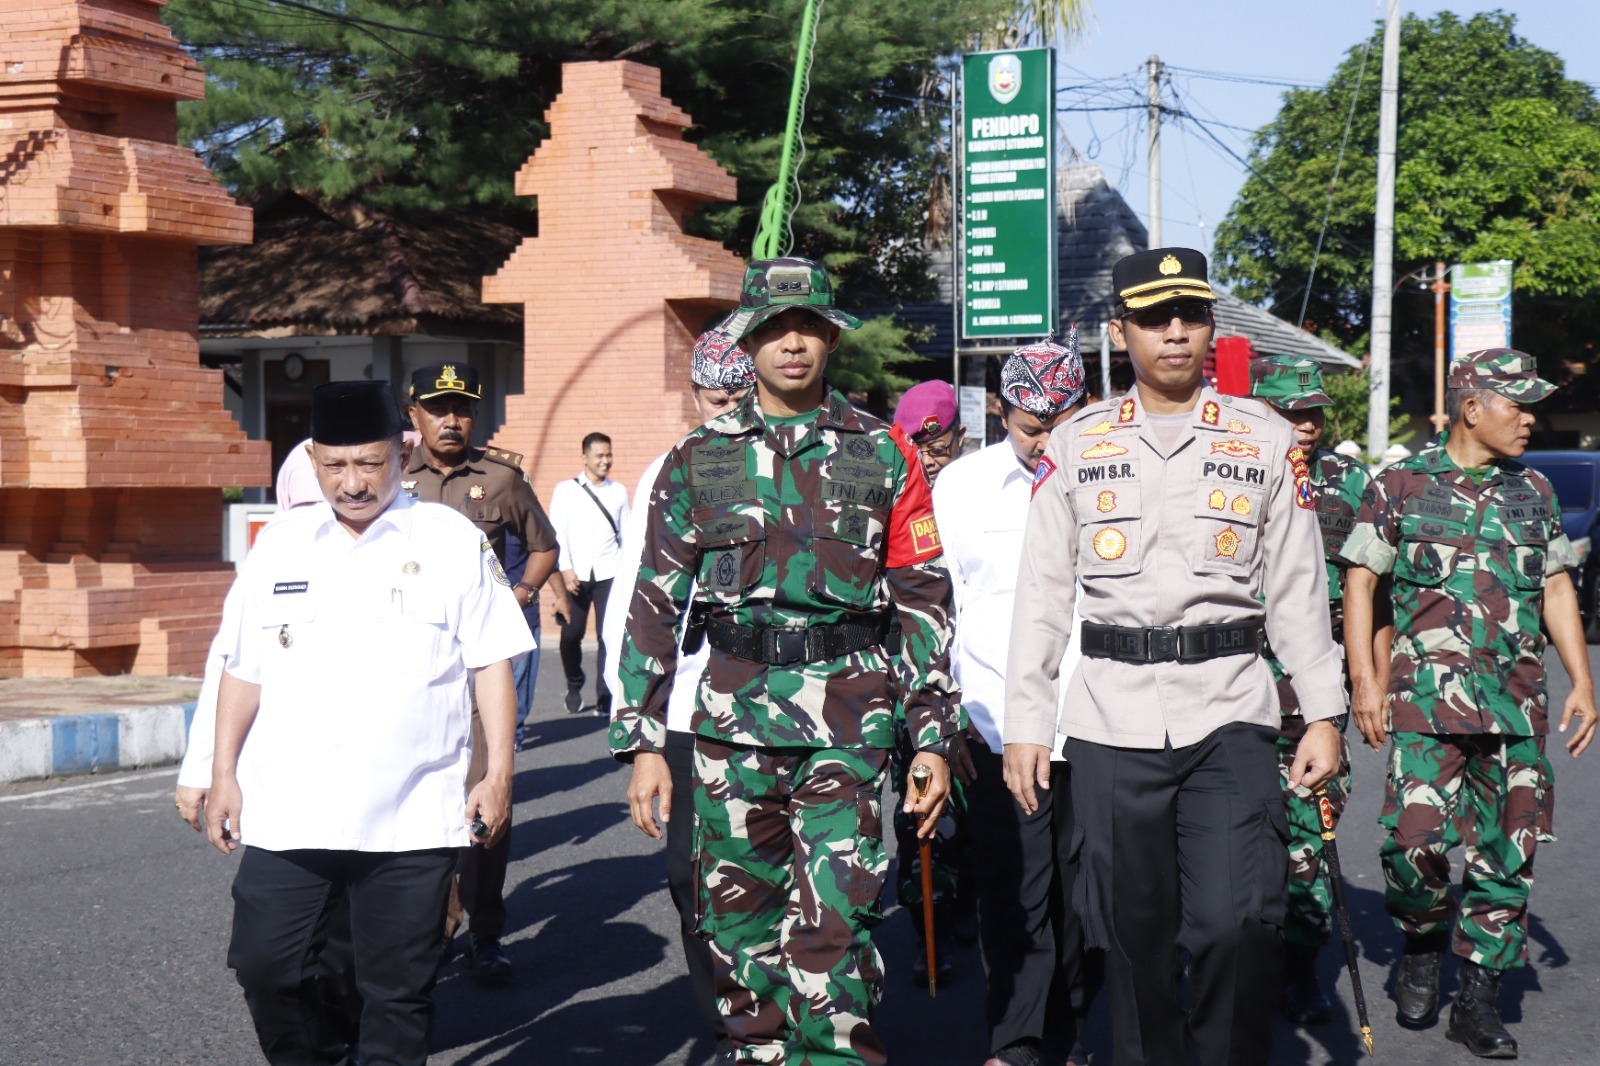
[1005,387,1345,750]
[404,446,557,564]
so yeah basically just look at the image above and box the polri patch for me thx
[273,581,309,595]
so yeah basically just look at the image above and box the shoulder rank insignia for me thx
[1093,527,1127,560]
[1201,401,1220,426]
[1225,419,1251,434]
[483,447,525,469]
[1117,398,1137,423]
[1081,440,1130,460]
[1080,419,1115,436]
[1210,440,1261,459]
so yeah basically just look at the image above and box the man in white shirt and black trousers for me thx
[550,431,630,715]
[205,381,534,1066]
[935,333,1102,1066]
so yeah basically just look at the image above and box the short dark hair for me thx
[1445,387,1492,425]
[582,432,611,452]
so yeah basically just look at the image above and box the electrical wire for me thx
[1298,38,1374,328]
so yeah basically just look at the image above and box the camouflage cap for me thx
[723,257,863,340]
[1447,347,1556,404]
[690,326,755,391]
[1250,355,1333,411]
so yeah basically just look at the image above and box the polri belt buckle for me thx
[1145,626,1178,663]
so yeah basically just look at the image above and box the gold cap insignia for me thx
[435,365,465,392]
[1159,255,1182,276]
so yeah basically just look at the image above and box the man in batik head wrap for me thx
[932,330,1103,1066]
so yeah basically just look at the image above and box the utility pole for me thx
[1431,260,1450,432]
[1367,0,1401,459]
[1147,54,1162,247]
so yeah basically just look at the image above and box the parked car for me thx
[1520,451,1600,642]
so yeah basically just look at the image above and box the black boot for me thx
[1281,943,1332,1024]
[1447,961,1518,1058]
[1395,932,1448,1028]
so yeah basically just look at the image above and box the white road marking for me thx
[0,768,178,804]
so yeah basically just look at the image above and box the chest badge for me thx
[1092,527,1127,560]
[1096,490,1116,513]
[278,625,293,649]
[1211,440,1261,459]
[1225,419,1251,434]
[402,480,417,491]
[402,561,420,575]
[1231,495,1252,516]
[1080,440,1129,460]
[468,485,486,500]
[1080,419,1114,436]
[1215,527,1241,558]
[1201,401,1220,426]
[1208,489,1227,511]
[845,436,875,460]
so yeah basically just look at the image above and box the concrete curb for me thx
[0,702,196,785]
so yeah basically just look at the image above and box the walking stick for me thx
[909,762,937,997]
[1316,786,1374,1056]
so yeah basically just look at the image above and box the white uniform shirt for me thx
[603,452,707,734]
[549,474,630,582]
[933,442,1075,754]
[220,494,534,852]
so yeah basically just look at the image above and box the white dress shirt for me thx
[603,453,707,734]
[549,474,630,582]
[219,494,535,852]
[933,441,1076,754]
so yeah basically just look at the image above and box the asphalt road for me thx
[3,648,1600,1065]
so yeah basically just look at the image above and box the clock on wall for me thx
[282,352,305,382]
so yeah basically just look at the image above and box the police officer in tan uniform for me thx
[1004,249,1345,1065]
[404,361,564,977]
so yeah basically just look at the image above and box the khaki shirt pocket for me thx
[461,502,503,529]
[1073,486,1141,576]
[1193,483,1264,573]
[692,507,766,605]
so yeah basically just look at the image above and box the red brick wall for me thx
[0,0,266,677]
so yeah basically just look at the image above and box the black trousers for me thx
[968,746,1103,1054]
[458,832,512,942]
[228,847,456,1066]
[1066,723,1287,1066]
[559,576,612,711]
[664,728,726,1047]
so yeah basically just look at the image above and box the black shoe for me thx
[1281,944,1332,1025]
[564,687,584,713]
[1395,934,1447,1028]
[466,936,512,980]
[983,1040,1044,1066]
[1447,961,1518,1058]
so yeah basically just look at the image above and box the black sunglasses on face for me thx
[1122,300,1213,331]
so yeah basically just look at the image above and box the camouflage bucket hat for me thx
[1250,355,1333,410]
[723,257,863,340]
[1447,347,1556,404]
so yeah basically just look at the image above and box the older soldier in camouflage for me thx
[1250,356,1392,1025]
[611,258,964,1066]
[1342,348,1598,1059]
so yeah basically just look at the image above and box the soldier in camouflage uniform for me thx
[611,258,964,1066]
[1250,356,1392,1025]
[1342,348,1598,1058]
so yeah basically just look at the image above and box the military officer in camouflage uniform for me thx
[611,258,963,1066]
[1342,347,1598,1058]
[403,361,564,978]
[1250,356,1393,1025]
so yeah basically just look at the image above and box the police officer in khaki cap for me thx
[403,361,564,978]
[1004,248,1345,1065]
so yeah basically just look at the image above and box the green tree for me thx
[1322,368,1413,456]
[1212,12,1600,401]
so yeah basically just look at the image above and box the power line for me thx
[1299,37,1374,328]
[1165,64,1325,89]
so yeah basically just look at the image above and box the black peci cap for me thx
[311,381,404,446]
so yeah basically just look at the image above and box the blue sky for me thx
[1051,1,1600,275]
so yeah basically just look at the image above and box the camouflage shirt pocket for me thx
[1394,536,1457,587]
[692,507,765,605]
[1506,544,1547,590]
[809,503,887,609]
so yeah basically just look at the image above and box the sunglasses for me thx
[1121,300,1213,331]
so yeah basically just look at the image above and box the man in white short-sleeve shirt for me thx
[205,381,533,1066]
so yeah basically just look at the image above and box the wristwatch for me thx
[916,736,952,759]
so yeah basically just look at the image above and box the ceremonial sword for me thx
[1317,785,1374,1056]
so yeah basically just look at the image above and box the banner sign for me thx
[1450,260,1513,358]
[960,48,1056,340]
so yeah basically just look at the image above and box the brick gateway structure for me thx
[484,60,746,507]
[0,0,266,677]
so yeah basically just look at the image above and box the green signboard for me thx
[1449,260,1514,359]
[960,48,1057,340]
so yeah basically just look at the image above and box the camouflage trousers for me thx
[1379,732,1555,970]
[695,737,890,1066]
[1275,720,1353,949]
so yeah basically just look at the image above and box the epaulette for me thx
[481,447,525,471]
[1218,392,1275,419]
[1067,396,1118,425]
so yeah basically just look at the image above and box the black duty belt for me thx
[1080,621,1263,664]
[705,615,889,667]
